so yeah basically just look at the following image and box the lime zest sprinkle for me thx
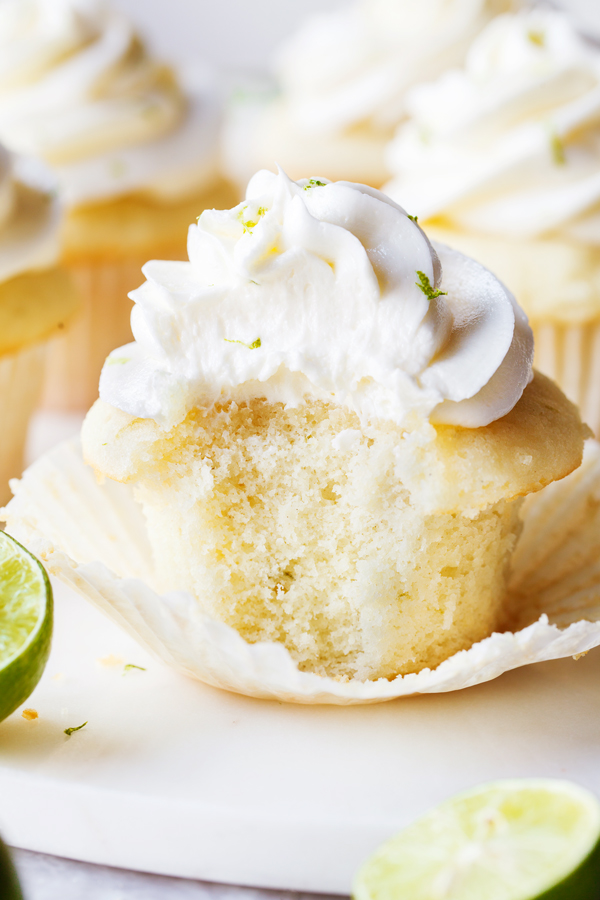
[407,214,418,223]
[224,337,262,349]
[528,29,545,46]
[64,721,87,736]
[106,356,130,366]
[550,130,566,165]
[304,179,327,190]
[123,663,146,673]
[416,271,447,300]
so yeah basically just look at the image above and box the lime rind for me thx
[0,835,23,900]
[0,532,53,723]
[353,780,600,900]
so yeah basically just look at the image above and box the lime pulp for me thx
[0,532,53,723]
[353,779,600,900]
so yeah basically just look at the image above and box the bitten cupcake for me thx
[385,9,600,433]
[0,145,79,504]
[81,171,585,682]
[223,0,517,191]
[0,0,236,411]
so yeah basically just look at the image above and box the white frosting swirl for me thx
[99,170,533,431]
[385,10,600,242]
[0,144,61,283]
[274,0,516,136]
[0,0,219,205]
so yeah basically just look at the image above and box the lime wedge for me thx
[353,780,600,900]
[0,835,23,900]
[0,532,53,723]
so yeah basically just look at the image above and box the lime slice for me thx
[0,532,53,723]
[353,780,600,900]
[0,835,23,900]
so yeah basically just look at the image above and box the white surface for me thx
[0,577,600,893]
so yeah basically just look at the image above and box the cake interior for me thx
[128,398,522,681]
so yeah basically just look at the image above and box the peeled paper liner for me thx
[3,439,600,705]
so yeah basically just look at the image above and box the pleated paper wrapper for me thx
[3,438,600,705]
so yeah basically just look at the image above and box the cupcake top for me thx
[0,0,221,207]
[274,0,516,138]
[99,169,533,431]
[384,9,600,243]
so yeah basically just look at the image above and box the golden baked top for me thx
[0,267,81,356]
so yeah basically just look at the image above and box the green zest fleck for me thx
[407,214,419,223]
[304,179,327,190]
[415,271,447,301]
[123,664,146,673]
[106,356,130,366]
[528,29,545,46]
[237,204,267,233]
[550,130,566,165]
[64,721,87,736]
[224,337,262,349]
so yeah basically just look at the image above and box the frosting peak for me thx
[99,171,533,430]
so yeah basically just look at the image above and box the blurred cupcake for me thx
[223,0,517,190]
[385,9,600,433]
[0,145,79,504]
[79,170,586,682]
[0,0,236,411]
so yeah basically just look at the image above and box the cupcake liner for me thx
[40,259,141,412]
[0,341,47,506]
[531,321,600,436]
[3,438,600,705]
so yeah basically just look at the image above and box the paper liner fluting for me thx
[3,439,600,705]
[0,342,47,506]
[533,321,600,437]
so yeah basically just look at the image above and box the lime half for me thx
[353,780,600,900]
[0,532,52,723]
[0,835,23,900]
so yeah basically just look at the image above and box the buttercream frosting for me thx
[223,0,517,189]
[275,0,517,136]
[0,0,220,205]
[0,144,61,283]
[99,170,533,431]
[385,9,600,243]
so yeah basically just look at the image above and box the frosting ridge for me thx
[99,170,533,431]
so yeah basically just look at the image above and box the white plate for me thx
[1,577,600,893]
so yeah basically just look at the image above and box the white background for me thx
[113,0,600,74]
[114,0,347,72]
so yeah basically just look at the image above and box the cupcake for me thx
[0,145,79,504]
[78,170,586,683]
[0,0,236,411]
[384,9,600,433]
[223,0,517,191]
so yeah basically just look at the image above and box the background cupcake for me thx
[0,144,79,504]
[0,0,236,411]
[223,0,518,191]
[384,8,600,433]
